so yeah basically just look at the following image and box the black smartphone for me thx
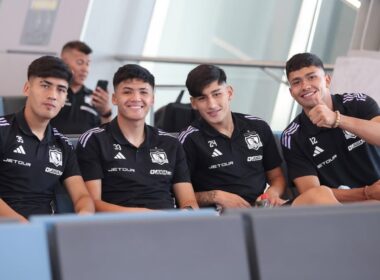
[96,80,108,91]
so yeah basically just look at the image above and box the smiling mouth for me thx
[301,91,316,98]
[128,105,144,109]
[207,110,221,117]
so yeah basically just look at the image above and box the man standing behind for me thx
[0,56,94,221]
[51,41,112,134]
[76,64,198,212]
[282,52,380,202]
[179,64,338,211]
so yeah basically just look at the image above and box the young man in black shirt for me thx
[179,64,338,211]
[0,56,95,221]
[76,64,198,212]
[282,52,380,202]
[51,41,112,134]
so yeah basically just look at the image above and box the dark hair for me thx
[286,53,325,78]
[61,40,92,55]
[113,64,155,89]
[27,56,73,84]
[186,64,226,97]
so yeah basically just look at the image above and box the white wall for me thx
[0,0,91,96]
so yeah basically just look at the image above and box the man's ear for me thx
[325,74,332,88]
[23,81,30,97]
[111,93,117,105]
[190,97,197,110]
[227,85,234,100]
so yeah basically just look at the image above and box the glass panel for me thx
[143,0,359,130]
[310,0,358,63]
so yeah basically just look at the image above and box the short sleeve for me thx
[343,93,380,120]
[76,135,104,181]
[260,121,282,171]
[172,142,191,184]
[61,145,81,181]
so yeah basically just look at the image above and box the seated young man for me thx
[0,56,95,222]
[282,52,380,202]
[179,64,339,211]
[76,64,198,212]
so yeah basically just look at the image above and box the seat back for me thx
[240,204,380,280]
[52,214,250,280]
[0,96,27,115]
[0,224,51,280]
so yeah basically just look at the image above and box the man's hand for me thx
[265,192,287,206]
[308,104,337,128]
[214,190,251,209]
[92,87,111,116]
[365,179,380,200]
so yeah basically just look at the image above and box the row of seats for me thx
[1,204,380,280]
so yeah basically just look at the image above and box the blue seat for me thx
[0,223,51,280]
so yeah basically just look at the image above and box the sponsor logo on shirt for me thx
[150,169,172,176]
[3,158,31,167]
[211,148,223,157]
[13,145,26,155]
[114,152,126,159]
[108,167,135,173]
[45,167,63,176]
[348,139,365,151]
[49,147,63,167]
[208,161,234,170]
[313,146,324,157]
[343,130,357,140]
[150,149,168,165]
[244,132,263,150]
[317,154,337,169]
[247,155,263,162]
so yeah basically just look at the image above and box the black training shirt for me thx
[0,110,80,217]
[281,93,380,188]
[179,112,282,204]
[76,118,191,209]
[51,86,101,134]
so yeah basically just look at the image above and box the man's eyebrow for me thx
[40,79,68,90]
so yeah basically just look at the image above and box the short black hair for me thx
[113,64,155,89]
[286,53,325,78]
[186,64,227,97]
[61,40,92,55]
[27,56,73,84]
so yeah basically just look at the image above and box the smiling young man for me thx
[51,41,112,134]
[179,64,338,211]
[76,64,198,212]
[0,56,95,221]
[281,52,380,202]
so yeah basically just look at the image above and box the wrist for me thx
[101,109,112,118]
[363,185,370,200]
[265,186,280,198]
[333,110,340,128]
[212,190,222,204]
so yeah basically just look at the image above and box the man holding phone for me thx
[51,41,112,134]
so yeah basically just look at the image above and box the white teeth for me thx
[303,92,314,97]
